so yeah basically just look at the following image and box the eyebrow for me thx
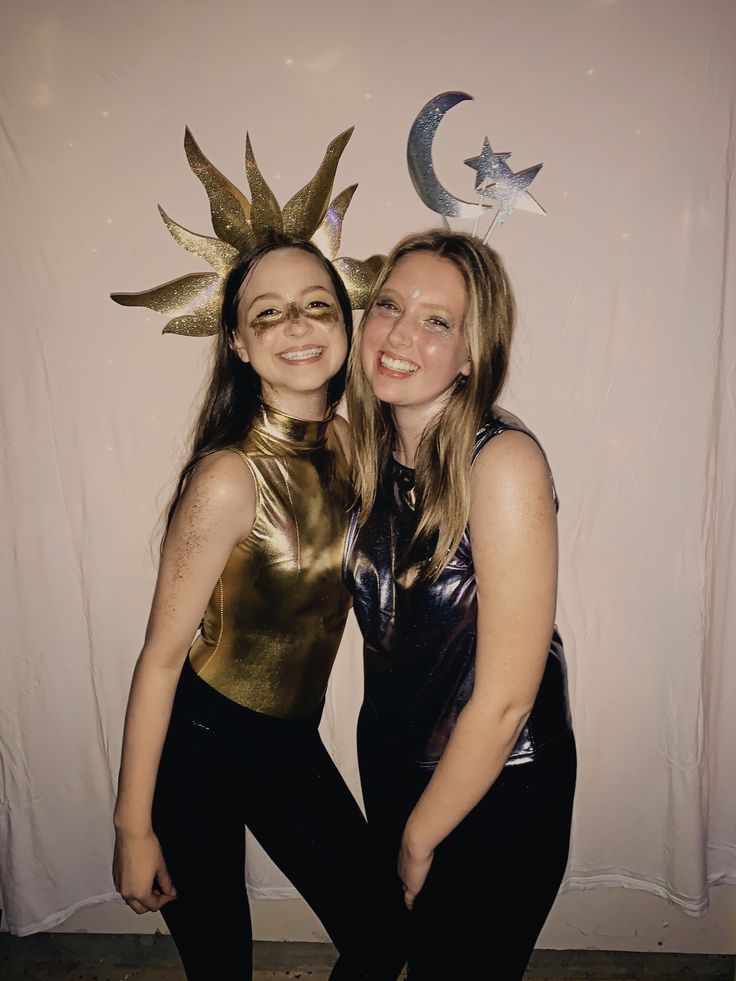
[245,284,333,314]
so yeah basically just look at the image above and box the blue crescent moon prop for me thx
[407,92,487,220]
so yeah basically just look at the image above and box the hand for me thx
[397,833,434,911]
[113,829,177,914]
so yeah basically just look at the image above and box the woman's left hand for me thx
[398,833,434,910]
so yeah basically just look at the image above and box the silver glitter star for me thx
[464,137,544,226]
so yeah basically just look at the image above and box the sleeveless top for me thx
[188,401,353,718]
[344,408,573,768]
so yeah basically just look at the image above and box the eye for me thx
[305,299,339,324]
[374,298,400,314]
[248,307,283,332]
[425,316,451,331]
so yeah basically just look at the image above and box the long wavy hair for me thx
[162,236,353,545]
[346,229,515,580]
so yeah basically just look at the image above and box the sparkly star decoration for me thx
[464,137,545,228]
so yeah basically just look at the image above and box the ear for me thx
[230,330,250,364]
[460,354,471,377]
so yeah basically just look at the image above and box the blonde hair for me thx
[346,229,515,580]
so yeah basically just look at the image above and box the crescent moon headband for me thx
[407,91,545,242]
[111,127,384,335]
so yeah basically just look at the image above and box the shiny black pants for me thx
[152,660,405,981]
[358,706,577,981]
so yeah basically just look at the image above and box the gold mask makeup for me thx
[248,301,340,335]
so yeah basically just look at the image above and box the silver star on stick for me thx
[464,137,545,240]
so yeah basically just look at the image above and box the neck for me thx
[259,384,329,422]
[391,400,448,468]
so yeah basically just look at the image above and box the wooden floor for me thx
[0,935,733,980]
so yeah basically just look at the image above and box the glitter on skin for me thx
[248,302,340,336]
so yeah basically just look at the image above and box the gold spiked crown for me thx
[111,127,384,335]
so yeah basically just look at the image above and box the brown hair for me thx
[346,229,515,580]
[162,236,353,545]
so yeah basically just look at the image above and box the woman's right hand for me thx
[113,829,177,914]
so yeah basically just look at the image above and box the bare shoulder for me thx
[152,450,257,627]
[332,412,352,464]
[185,449,256,508]
[169,448,256,545]
[470,429,554,509]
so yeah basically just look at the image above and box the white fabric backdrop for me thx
[1,0,734,936]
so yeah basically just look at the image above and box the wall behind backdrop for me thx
[1,0,734,947]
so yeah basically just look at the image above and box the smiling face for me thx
[232,248,348,408]
[360,251,470,414]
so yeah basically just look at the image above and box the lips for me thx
[278,346,325,363]
[378,351,418,377]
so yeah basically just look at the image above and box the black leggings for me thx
[358,705,577,981]
[152,660,406,981]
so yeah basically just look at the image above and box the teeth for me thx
[380,353,417,373]
[280,348,322,361]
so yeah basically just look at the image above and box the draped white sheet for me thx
[1,0,734,936]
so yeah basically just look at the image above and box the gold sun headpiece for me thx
[111,127,384,335]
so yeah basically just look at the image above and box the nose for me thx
[385,312,413,348]
[284,302,310,338]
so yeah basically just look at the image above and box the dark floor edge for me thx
[0,934,733,972]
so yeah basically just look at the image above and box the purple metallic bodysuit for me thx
[344,408,573,769]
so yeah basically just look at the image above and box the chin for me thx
[368,375,411,403]
[274,365,335,389]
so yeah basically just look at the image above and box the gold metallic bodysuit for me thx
[188,402,352,718]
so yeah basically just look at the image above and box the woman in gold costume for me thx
[112,238,404,981]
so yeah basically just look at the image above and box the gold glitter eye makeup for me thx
[305,303,339,324]
[249,301,339,334]
[248,311,285,334]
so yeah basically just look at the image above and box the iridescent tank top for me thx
[188,402,352,718]
[345,408,572,768]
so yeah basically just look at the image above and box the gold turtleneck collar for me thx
[252,400,335,451]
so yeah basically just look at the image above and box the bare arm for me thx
[399,430,558,906]
[112,450,255,912]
